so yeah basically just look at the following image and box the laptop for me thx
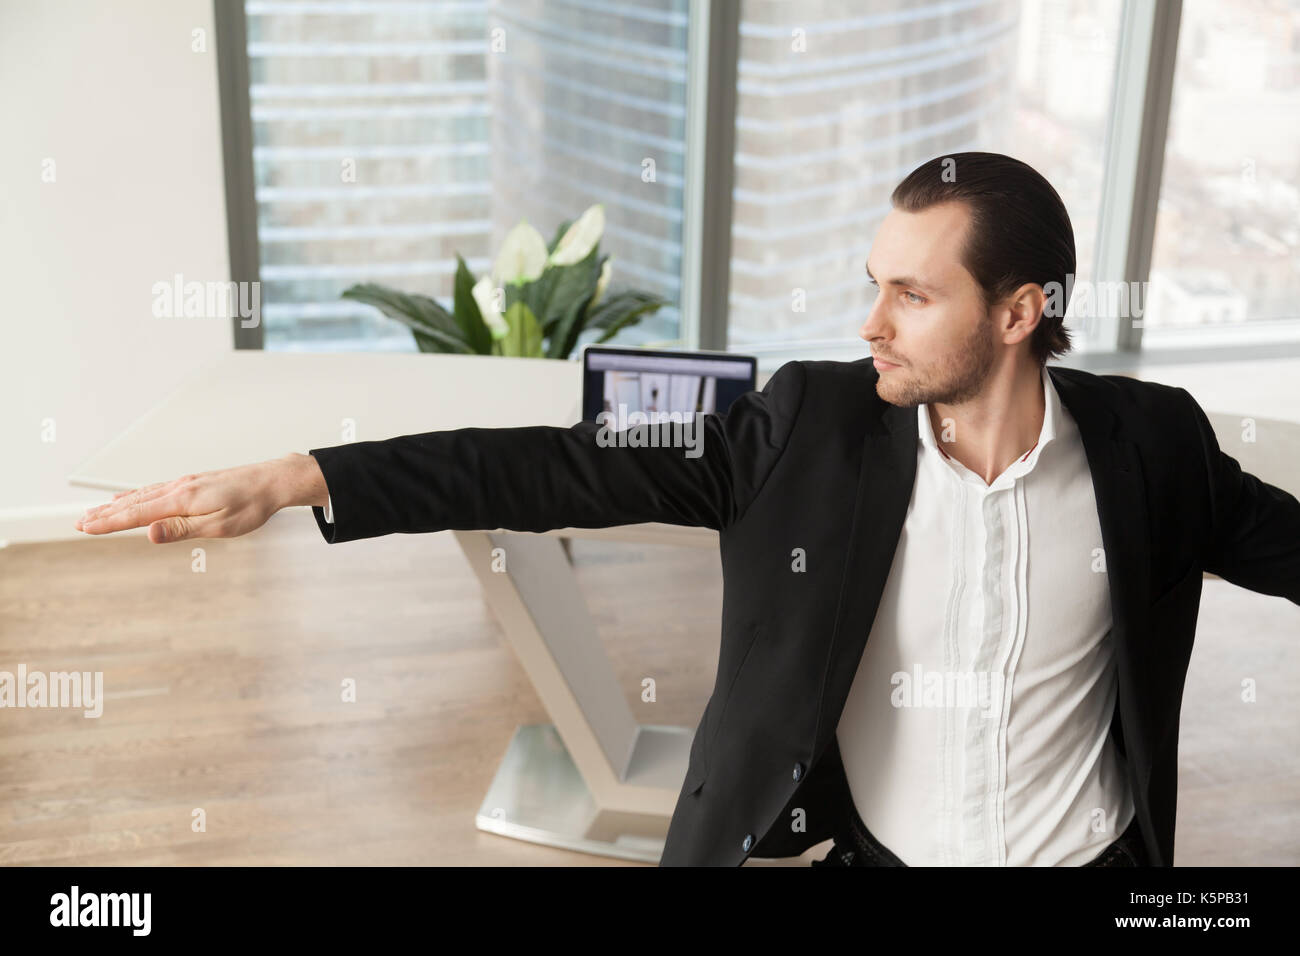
[579,344,758,425]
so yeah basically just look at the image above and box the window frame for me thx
[214,0,262,350]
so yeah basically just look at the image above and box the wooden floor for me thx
[0,509,1296,865]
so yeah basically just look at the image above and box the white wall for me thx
[0,0,231,543]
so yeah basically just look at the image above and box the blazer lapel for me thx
[810,397,917,756]
[809,366,1153,772]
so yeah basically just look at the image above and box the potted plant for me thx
[340,203,667,359]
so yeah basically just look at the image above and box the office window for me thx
[1143,0,1300,345]
[726,0,1123,357]
[241,0,686,352]
[246,1,493,351]
[487,0,689,347]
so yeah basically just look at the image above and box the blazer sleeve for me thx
[306,359,807,544]
[1181,387,1300,604]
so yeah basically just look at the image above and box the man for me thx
[77,152,1300,867]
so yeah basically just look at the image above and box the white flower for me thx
[472,275,509,340]
[590,258,612,310]
[491,221,548,287]
[549,203,605,267]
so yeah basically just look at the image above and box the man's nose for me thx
[859,295,889,342]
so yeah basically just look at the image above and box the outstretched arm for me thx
[75,361,806,544]
[307,360,806,542]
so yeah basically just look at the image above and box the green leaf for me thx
[411,329,450,353]
[341,283,473,354]
[518,247,600,344]
[452,255,493,354]
[586,290,667,344]
[503,280,527,315]
[550,252,613,359]
[546,219,572,255]
[519,269,555,336]
[501,301,543,357]
[525,244,602,359]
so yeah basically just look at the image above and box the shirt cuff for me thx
[307,450,342,544]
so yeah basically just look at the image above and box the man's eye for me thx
[904,291,926,304]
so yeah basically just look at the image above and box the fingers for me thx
[148,516,186,543]
[149,512,227,544]
[79,491,188,535]
[77,476,196,532]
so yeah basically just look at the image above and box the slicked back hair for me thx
[890,151,1075,365]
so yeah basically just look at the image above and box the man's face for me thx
[859,201,997,408]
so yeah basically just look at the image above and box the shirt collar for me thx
[917,364,1059,480]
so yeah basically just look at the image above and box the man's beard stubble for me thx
[875,312,996,408]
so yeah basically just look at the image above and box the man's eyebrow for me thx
[864,259,943,295]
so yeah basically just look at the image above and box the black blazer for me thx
[307,358,1300,866]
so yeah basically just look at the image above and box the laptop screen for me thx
[580,345,758,424]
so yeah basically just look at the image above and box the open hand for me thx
[74,454,326,543]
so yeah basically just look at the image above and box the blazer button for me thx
[742,833,754,853]
[793,762,804,782]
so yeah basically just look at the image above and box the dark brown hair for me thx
[890,151,1075,365]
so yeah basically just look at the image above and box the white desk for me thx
[70,349,717,863]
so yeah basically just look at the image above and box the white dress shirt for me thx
[836,364,1134,866]
[323,494,334,524]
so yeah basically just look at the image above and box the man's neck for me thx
[925,361,1046,486]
